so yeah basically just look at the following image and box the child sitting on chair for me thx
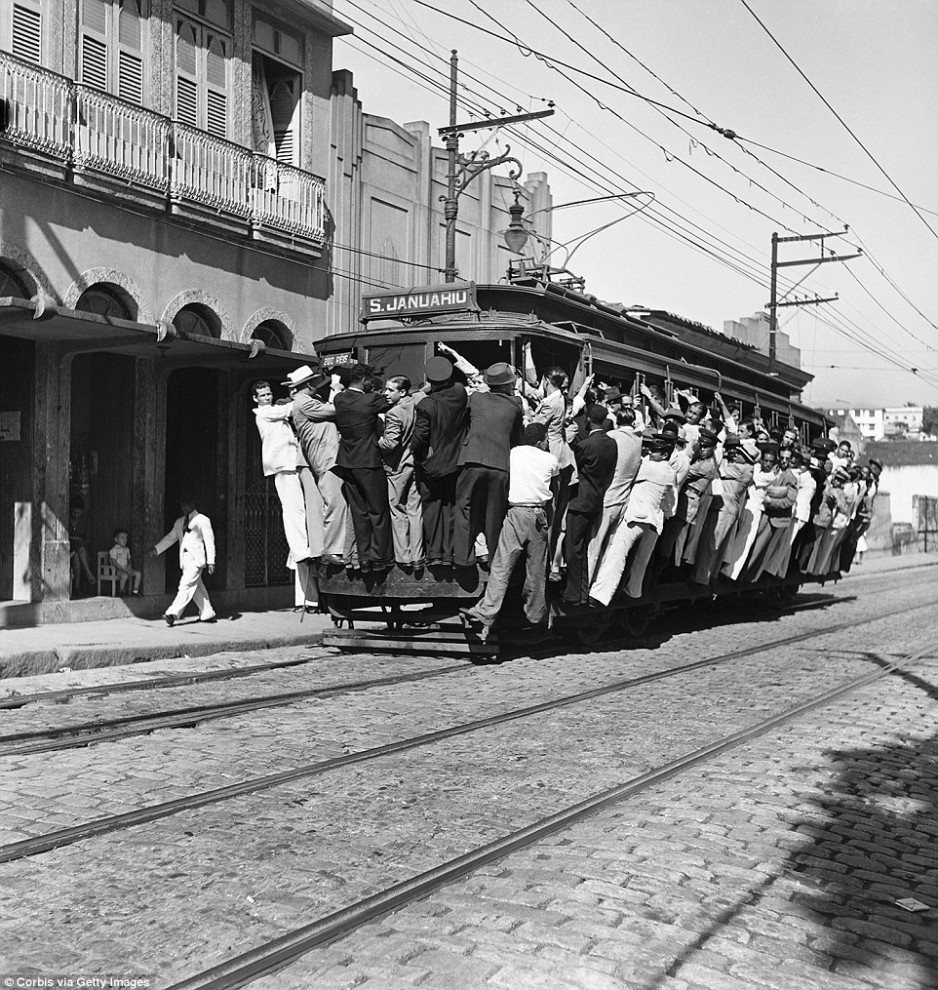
[109,528,142,595]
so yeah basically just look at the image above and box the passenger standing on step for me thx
[411,356,468,567]
[379,375,424,567]
[148,496,216,626]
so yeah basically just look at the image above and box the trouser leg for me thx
[624,524,658,598]
[387,467,414,563]
[453,465,482,567]
[587,503,624,583]
[403,466,424,563]
[469,509,527,626]
[274,470,311,563]
[420,473,457,563]
[318,468,349,559]
[521,509,549,625]
[358,467,393,563]
[298,466,324,560]
[590,520,644,606]
[167,560,210,618]
[563,510,595,603]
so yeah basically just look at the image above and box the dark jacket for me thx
[411,382,468,477]
[458,390,523,472]
[334,389,390,470]
[567,428,617,514]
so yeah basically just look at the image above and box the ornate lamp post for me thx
[439,52,554,283]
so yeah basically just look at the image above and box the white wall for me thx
[878,465,938,524]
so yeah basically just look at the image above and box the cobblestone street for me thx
[0,563,936,989]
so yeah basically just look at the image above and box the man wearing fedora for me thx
[289,365,351,566]
[453,362,523,568]
[332,364,393,571]
[251,379,312,573]
[411,355,468,567]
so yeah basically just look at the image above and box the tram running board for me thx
[322,626,501,656]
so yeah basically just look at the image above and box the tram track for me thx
[0,596,932,866]
[165,645,930,990]
[1,580,933,759]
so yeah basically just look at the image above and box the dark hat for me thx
[426,355,454,383]
[757,440,780,455]
[868,458,883,471]
[664,406,686,423]
[483,361,516,386]
[723,435,742,449]
[603,386,623,402]
[697,427,719,447]
[661,422,687,443]
[811,437,837,453]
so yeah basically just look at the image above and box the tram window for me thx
[365,344,427,386]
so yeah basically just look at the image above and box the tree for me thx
[922,406,938,438]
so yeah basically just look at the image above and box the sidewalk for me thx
[0,607,338,679]
[0,551,933,680]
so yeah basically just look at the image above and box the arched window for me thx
[173,303,221,337]
[76,283,136,320]
[251,319,291,351]
[0,262,31,298]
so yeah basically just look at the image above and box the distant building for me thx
[825,406,926,441]
[723,312,801,369]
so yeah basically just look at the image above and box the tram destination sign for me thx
[361,282,478,321]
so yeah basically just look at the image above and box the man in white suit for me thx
[148,496,216,625]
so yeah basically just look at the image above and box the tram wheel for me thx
[574,618,610,646]
[618,606,651,639]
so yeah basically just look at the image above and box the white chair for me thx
[96,551,121,596]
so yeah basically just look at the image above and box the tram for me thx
[313,278,832,653]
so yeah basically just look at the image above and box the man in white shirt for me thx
[148,497,216,625]
[589,433,678,606]
[252,378,312,573]
[461,423,559,642]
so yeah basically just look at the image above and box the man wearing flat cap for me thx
[411,355,468,566]
[453,362,523,568]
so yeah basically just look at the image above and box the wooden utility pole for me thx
[767,229,861,370]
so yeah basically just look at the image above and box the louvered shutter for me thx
[175,17,199,127]
[80,0,109,90]
[118,0,144,104]
[11,2,42,65]
[205,33,227,139]
[270,78,296,165]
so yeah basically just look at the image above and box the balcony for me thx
[0,51,326,252]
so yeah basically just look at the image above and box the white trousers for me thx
[275,470,312,565]
[587,502,626,584]
[167,560,215,620]
[590,520,655,606]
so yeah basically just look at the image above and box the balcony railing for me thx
[0,51,326,245]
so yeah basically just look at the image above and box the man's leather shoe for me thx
[163,613,176,626]
[201,616,217,623]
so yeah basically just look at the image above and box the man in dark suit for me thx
[332,365,393,571]
[453,362,523,567]
[411,356,468,567]
[563,403,617,604]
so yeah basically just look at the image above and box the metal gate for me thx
[244,477,291,586]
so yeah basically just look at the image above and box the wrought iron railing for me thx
[0,50,326,244]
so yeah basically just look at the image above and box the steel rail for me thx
[0,598,931,866]
[0,652,336,710]
[0,663,471,757]
[168,649,928,990]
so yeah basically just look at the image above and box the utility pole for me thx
[439,51,554,283]
[767,229,862,370]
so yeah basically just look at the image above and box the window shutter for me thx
[175,17,199,126]
[205,33,227,138]
[11,3,42,64]
[269,78,296,165]
[118,0,144,104]
[80,0,110,90]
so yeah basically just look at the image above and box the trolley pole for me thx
[767,229,861,372]
[439,52,554,283]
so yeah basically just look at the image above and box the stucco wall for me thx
[877,466,938,524]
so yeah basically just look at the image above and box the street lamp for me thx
[503,190,654,287]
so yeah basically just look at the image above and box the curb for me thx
[0,630,328,680]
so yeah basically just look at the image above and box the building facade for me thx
[723,311,802,369]
[825,406,928,442]
[0,0,550,612]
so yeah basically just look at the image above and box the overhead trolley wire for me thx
[738,0,938,245]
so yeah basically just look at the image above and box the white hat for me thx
[282,365,320,388]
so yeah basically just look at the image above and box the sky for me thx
[331,0,938,409]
